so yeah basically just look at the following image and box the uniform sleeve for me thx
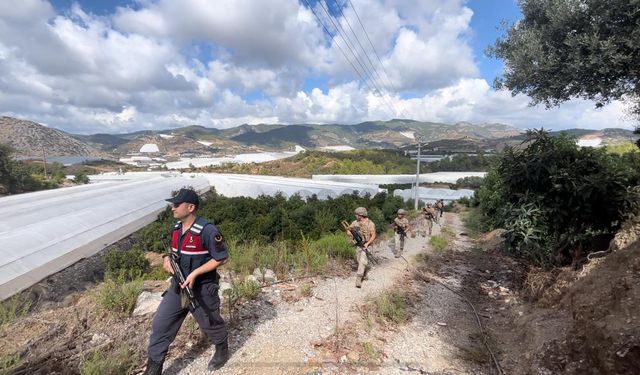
[202,224,229,261]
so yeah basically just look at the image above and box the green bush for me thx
[80,347,138,375]
[104,246,149,281]
[475,130,640,266]
[97,278,143,316]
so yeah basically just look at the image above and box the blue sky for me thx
[0,0,634,134]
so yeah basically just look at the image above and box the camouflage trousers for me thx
[423,217,433,235]
[394,232,406,256]
[356,246,369,277]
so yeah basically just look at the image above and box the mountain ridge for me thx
[1,116,636,158]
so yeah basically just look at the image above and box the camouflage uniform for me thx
[349,208,376,288]
[393,215,410,257]
[422,205,437,236]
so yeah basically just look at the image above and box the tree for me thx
[489,0,640,120]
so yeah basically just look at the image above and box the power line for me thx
[346,0,397,96]
[315,0,397,117]
[345,0,410,119]
[301,0,377,98]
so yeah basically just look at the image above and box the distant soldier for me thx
[346,207,376,288]
[435,199,445,220]
[392,209,413,258]
[422,203,437,236]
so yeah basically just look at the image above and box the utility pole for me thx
[414,135,424,210]
[42,145,48,180]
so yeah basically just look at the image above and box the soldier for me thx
[143,188,229,375]
[435,199,445,220]
[422,202,437,236]
[392,209,413,258]
[346,207,376,288]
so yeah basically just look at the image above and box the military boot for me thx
[143,358,163,375]
[355,274,363,288]
[208,339,229,370]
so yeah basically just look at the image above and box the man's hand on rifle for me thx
[181,272,197,289]
[163,255,175,275]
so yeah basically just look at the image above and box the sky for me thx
[0,0,636,134]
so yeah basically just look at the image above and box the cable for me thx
[333,0,402,117]
[310,0,397,117]
[301,0,378,98]
[345,0,410,119]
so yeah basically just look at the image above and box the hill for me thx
[0,117,110,159]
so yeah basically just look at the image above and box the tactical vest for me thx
[171,217,218,283]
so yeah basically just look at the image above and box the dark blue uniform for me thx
[147,217,229,363]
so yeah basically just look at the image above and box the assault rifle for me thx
[167,253,197,310]
[393,218,407,237]
[341,220,379,265]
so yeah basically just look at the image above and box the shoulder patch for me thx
[214,234,224,243]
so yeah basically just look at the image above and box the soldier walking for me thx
[392,209,412,258]
[422,203,437,236]
[346,207,376,288]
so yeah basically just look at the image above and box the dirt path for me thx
[163,214,492,375]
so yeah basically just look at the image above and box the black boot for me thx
[208,339,229,370]
[143,358,163,375]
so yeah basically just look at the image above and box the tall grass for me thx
[96,278,144,316]
[80,347,138,375]
[0,294,32,328]
[226,232,355,278]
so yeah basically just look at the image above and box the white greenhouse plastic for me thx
[201,173,380,199]
[312,172,486,184]
[0,174,209,299]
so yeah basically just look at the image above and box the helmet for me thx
[397,209,407,215]
[354,207,368,217]
[426,203,432,207]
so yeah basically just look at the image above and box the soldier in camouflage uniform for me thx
[393,209,413,258]
[346,207,376,288]
[422,202,437,236]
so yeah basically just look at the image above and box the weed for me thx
[361,342,379,361]
[80,346,138,375]
[0,353,20,374]
[104,246,149,282]
[429,235,449,252]
[415,253,430,264]
[96,278,143,316]
[145,265,170,281]
[372,292,407,324]
[0,294,32,328]
[300,283,313,297]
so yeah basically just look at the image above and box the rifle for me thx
[393,218,407,237]
[167,253,197,310]
[341,220,379,265]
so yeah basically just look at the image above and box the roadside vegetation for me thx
[471,130,640,267]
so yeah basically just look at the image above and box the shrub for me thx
[104,246,149,281]
[80,347,138,375]
[311,233,355,260]
[0,294,32,328]
[475,130,640,266]
[97,278,143,316]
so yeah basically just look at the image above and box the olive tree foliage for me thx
[476,130,640,267]
[489,0,640,123]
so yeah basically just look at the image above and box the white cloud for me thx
[0,0,636,134]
